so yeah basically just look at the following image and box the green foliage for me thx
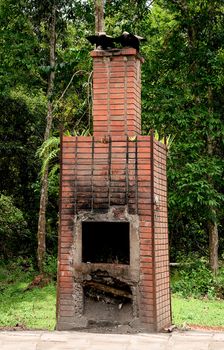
[0,261,56,330]
[43,255,57,279]
[105,0,150,34]
[141,0,224,261]
[0,258,35,285]
[171,255,224,298]
[73,127,91,136]
[36,136,60,178]
[0,92,46,255]
[0,195,31,259]
[0,0,42,92]
[0,94,44,200]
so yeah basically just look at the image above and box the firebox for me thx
[57,48,171,332]
[82,221,130,264]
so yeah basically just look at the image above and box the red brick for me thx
[60,305,75,311]
[59,310,74,317]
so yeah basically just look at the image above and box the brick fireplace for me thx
[56,48,171,332]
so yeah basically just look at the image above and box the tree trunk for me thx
[95,0,104,33]
[207,86,219,275]
[208,213,219,275]
[207,133,219,275]
[37,4,56,273]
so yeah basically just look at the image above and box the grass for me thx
[172,295,224,328]
[0,264,56,330]
[0,263,224,330]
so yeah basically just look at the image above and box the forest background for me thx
[0,0,224,290]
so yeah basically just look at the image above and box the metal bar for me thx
[135,137,138,214]
[150,129,158,330]
[108,136,112,208]
[107,58,111,135]
[74,136,78,214]
[91,136,94,212]
[126,136,129,208]
[59,124,63,237]
[56,124,64,323]
[124,58,128,134]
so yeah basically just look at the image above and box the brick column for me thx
[91,48,143,137]
[57,46,171,332]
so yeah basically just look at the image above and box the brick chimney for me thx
[91,48,142,136]
[57,48,171,332]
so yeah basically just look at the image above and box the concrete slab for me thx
[209,344,224,350]
[212,333,224,341]
[1,341,37,350]
[0,330,224,350]
[170,342,209,350]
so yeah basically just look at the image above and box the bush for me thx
[43,255,57,279]
[0,194,31,259]
[171,254,224,299]
[0,257,35,289]
[213,267,224,299]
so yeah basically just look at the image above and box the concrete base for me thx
[1,330,224,350]
[57,316,88,331]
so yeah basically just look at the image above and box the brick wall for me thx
[152,141,171,330]
[91,49,142,137]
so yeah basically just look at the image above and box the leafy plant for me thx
[171,254,224,298]
[43,254,57,279]
[0,194,31,259]
[36,136,60,178]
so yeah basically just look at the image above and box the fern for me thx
[36,136,60,177]
[36,136,60,159]
[153,130,175,152]
[73,127,91,136]
[49,164,59,178]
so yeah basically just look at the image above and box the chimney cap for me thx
[90,48,144,63]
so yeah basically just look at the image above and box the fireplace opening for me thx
[82,221,130,264]
[83,270,133,324]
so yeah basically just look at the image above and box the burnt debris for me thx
[83,270,132,305]
[86,31,146,52]
[114,32,146,52]
[86,32,115,50]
